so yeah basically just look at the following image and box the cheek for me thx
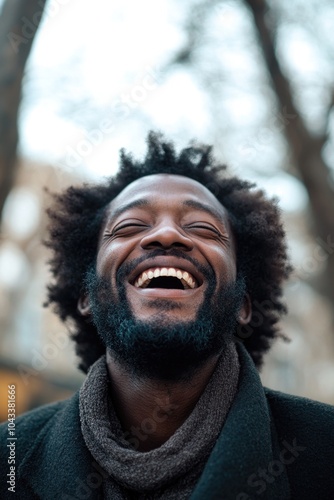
[96,243,122,277]
[96,240,137,277]
[210,247,237,283]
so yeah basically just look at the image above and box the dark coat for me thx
[1,346,333,500]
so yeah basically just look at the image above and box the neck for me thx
[106,351,220,452]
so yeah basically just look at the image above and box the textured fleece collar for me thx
[18,344,290,500]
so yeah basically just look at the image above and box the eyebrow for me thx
[107,199,150,222]
[107,198,228,228]
[182,200,228,228]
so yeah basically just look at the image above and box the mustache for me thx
[116,248,216,287]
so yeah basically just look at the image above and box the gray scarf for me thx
[79,343,240,499]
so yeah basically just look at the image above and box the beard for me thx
[85,250,246,381]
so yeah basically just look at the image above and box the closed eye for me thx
[186,224,222,237]
[111,223,148,235]
[106,221,149,239]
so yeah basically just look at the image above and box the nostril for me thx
[141,237,193,251]
[139,224,194,251]
[142,240,192,250]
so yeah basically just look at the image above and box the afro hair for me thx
[45,131,292,373]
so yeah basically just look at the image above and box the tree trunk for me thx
[244,0,334,306]
[0,0,46,221]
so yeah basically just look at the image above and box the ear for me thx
[77,294,91,317]
[238,293,252,325]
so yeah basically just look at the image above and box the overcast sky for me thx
[4,0,331,212]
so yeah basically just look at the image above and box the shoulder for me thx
[0,396,80,500]
[265,388,334,499]
[2,398,66,429]
[265,387,334,447]
[0,397,74,464]
[1,398,69,433]
[265,387,334,432]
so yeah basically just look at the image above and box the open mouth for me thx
[133,267,198,290]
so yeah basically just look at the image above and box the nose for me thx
[140,219,194,251]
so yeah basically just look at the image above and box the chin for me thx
[133,309,198,327]
[99,311,223,382]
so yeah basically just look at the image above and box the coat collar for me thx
[18,391,104,499]
[18,344,290,499]
[191,344,290,499]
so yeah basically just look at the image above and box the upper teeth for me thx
[134,267,197,289]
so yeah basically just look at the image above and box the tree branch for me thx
[0,0,47,221]
[245,0,334,304]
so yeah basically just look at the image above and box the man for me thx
[1,132,333,499]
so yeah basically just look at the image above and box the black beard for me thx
[85,250,246,381]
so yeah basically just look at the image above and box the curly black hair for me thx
[45,131,292,373]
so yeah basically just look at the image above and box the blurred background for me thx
[1,0,334,421]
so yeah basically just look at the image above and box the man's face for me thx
[97,174,237,322]
[83,174,248,379]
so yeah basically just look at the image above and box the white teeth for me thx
[181,272,195,289]
[142,272,149,282]
[133,267,197,289]
[139,272,151,288]
[181,278,190,289]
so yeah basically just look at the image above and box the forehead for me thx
[106,174,229,221]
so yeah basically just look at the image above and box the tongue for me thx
[146,276,184,290]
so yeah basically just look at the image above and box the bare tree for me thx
[244,0,334,305]
[170,0,334,308]
[0,0,46,221]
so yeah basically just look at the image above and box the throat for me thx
[106,350,220,451]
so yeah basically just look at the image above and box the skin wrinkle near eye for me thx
[111,222,149,237]
[112,222,226,242]
[104,198,229,233]
[103,204,231,248]
[185,224,225,240]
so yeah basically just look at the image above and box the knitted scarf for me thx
[79,343,240,499]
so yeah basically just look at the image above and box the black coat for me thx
[1,346,333,499]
